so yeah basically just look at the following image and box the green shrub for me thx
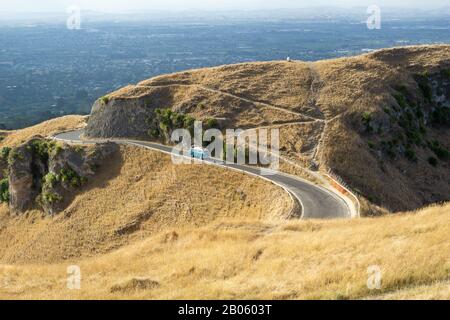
[41,191,62,205]
[393,93,408,109]
[150,108,198,139]
[406,129,422,146]
[183,116,196,134]
[99,96,110,105]
[148,128,160,138]
[0,178,9,203]
[361,112,373,133]
[31,140,50,161]
[429,141,450,161]
[362,112,372,122]
[205,118,219,129]
[170,112,185,129]
[30,140,60,162]
[52,144,63,156]
[405,148,417,162]
[60,167,86,188]
[413,74,433,102]
[1,147,11,161]
[43,172,59,188]
[7,149,23,165]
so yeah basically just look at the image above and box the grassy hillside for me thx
[0,121,293,263]
[0,115,447,299]
[315,46,450,212]
[0,47,448,300]
[86,45,450,213]
[0,203,448,299]
[0,115,87,148]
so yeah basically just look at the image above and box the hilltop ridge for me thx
[85,45,450,213]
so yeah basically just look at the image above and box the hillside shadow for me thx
[60,144,124,217]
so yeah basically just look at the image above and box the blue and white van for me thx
[189,146,210,160]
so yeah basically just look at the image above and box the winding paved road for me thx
[53,130,350,219]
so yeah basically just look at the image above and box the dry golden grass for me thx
[0,115,87,148]
[0,124,447,299]
[0,202,448,300]
[368,280,450,300]
[139,61,314,114]
[0,146,292,264]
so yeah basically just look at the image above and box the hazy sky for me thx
[3,0,449,13]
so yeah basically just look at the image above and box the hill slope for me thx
[0,97,448,300]
[0,118,293,264]
[0,202,448,299]
[85,45,450,213]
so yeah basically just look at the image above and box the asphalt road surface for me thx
[54,130,350,219]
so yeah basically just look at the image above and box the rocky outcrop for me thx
[85,98,153,140]
[85,96,221,145]
[49,142,117,179]
[7,137,118,215]
[8,141,39,214]
[0,145,9,181]
[40,141,118,215]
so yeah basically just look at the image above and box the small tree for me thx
[99,96,110,105]
[0,178,9,203]
[205,118,218,129]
